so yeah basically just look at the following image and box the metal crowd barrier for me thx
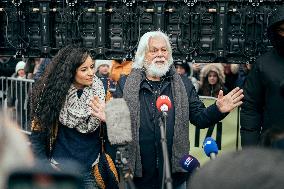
[0,77,34,134]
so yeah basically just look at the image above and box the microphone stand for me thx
[160,112,173,189]
[115,147,136,189]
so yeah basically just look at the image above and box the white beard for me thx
[144,57,171,78]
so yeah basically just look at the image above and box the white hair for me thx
[133,31,173,69]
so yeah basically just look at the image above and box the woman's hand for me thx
[89,96,106,122]
[216,87,244,113]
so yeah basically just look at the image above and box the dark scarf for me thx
[123,67,189,177]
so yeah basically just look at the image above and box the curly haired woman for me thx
[30,45,113,189]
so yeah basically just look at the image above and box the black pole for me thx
[124,172,136,189]
[160,112,173,189]
[115,147,136,189]
[236,106,240,150]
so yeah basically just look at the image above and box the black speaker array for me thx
[0,0,283,63]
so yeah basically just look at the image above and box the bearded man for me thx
[119,31,244,189]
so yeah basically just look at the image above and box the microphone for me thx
[156,95,172,112]
[156,95,173,188]
[179,154,200,173]
[105,98,132,145]
[203,137,218,160]
[105,99,136,189]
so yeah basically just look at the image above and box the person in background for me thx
[188,148,284,189]
[112,74,128,98]
[30,45,115,189]
[24,58,42,79]
[110,59,133,98]
[24,59,36,80]
[198,63,227,97]
[174,60,199,92]
[6,61,29,128]
[33,58,52,81]
[235,63,252,88]
[95,60,115,101]
[110,59,133,82]
[240,5,284,146]
[222,63,239,92]
[191,62,207,81]
[12,61,26,78]
[92,31,244,189]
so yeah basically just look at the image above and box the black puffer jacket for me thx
[240,5,284,146]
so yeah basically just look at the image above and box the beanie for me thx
[15,61,26,73]
[174,60,192,76]
[95,60,112,72]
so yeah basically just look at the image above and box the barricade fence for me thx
[0,77,34,134]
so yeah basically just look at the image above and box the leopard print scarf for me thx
[59,76,105,133]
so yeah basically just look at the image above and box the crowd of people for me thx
[4,53,250,131]
[0,4,284,189]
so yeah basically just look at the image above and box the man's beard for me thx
[144,57,171,78]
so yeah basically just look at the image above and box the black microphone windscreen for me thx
[105,98,132,145]
[179,154,200,172]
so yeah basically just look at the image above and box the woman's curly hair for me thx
[31,45,91,130]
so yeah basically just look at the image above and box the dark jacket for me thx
[34,58,51,81]
[241,5,284,146]
[123,68,226,189]
[113,74,128,98]
[30,120,115,171]
[235,66,249,88]
[95,72,115,100]
[240,49,284,146]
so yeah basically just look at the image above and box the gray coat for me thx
[123,68,226,177]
